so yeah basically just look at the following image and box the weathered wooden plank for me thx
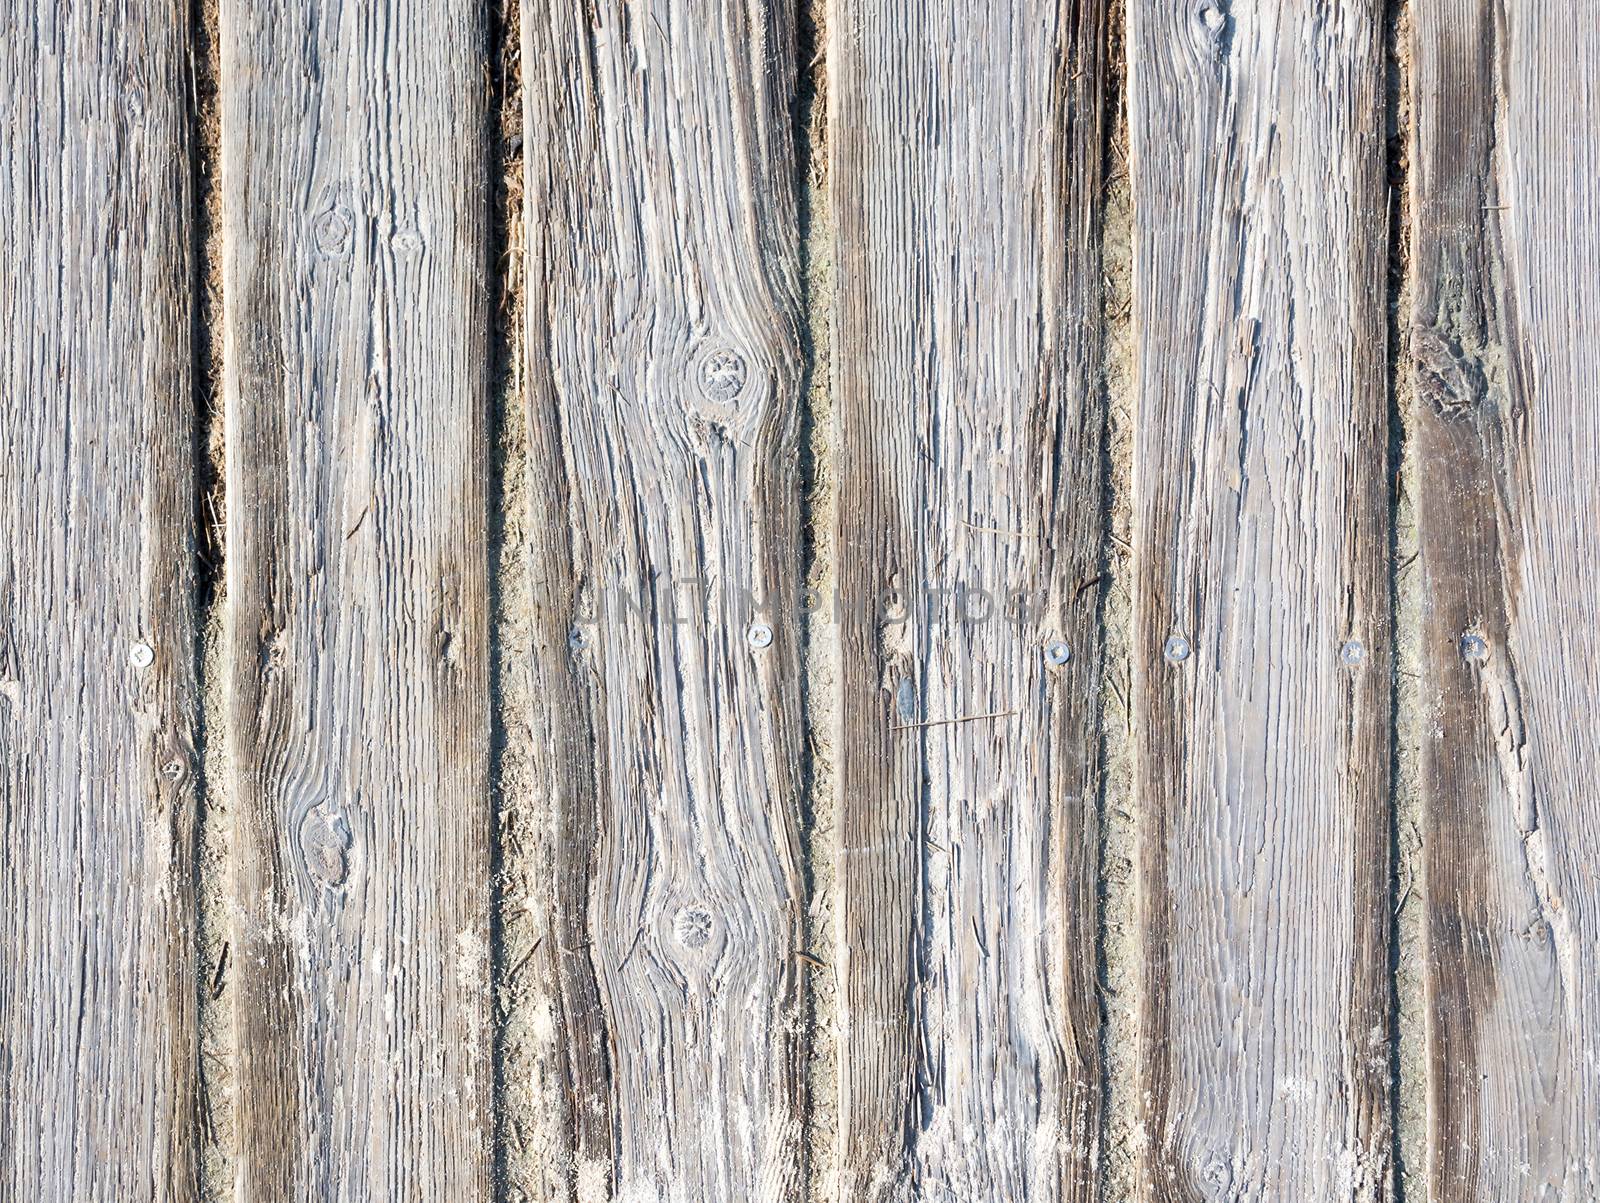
[519,1,808,1197]
[219,4,493,1197]
[828,2,1110,1198]
[0,7,201,1199]
[1126,4,1392,1198]
[1410,4,1600,1197]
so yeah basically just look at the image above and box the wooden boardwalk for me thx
[4,1,1599,1200]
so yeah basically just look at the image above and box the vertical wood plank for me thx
[0,6,201,1199]
[1411,4,1600,1197]
[829,2,1110,1198]
[1126,3,1392,1198]
[520,1,809,1196]
[219,4,493,1197]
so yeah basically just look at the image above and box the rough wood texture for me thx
[520,1,809,1197]
[1126,3,1392,1198]
[1411,4,1600,1198]
[829,3,1110,1198]
[0,6,201,1199]
[219,3,494,1197]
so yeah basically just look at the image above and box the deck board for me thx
[518,0,811,1195]
[828,2,1112,1198]
[1411,3,1600,1197]
[218,3,495,1196]
[0,6,202,1198]
[1126,3,1393,1197]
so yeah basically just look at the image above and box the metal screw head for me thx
[1461,633,1490,661]
[1045,641,1071,667]
[568,626,588,652]
[1164,635,1191,664]
[1341,640,1366,665]
[129,641,154,669]
[747,622,774,650]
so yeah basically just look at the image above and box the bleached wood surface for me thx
[218,2,495,1197]
[1411,3,1600,1198]
[0,6,202,1199]
[1126,3,1393,1198]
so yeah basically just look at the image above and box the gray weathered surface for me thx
[15,5,1600,1197]
[219,2,494,1196]
[519,0,809,1197]
[828,2,1110,1198]
[0,6,201,1199]
[1127,3,1392,1198]
[1410,3,1600,1198]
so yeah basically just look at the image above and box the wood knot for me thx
[392,225,424,255]
[298,806,352,889]
[1194,0,1232,52]
[1198,1152,1233,1193]
[697,347,750,405]
[260,628,288,673]
[672,905,715,950]
[436,625,458,667]
[123,83,148,128]
[313,203,355,259]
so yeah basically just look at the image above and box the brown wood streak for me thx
[521,0,809,1196]
[1128,2,1391,1199]
[0,5,202,1199]
[1409,5,1502,1198]
[830,0,1111,1198]
[221,1,494,1197]
[520,33,613,1182]
[1412,2,1600,1197]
